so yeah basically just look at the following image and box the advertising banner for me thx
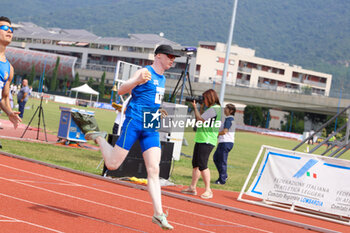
[93,102,114,110]
[236,125,303,140]
[54,95,77,105]
[247,147,350,217]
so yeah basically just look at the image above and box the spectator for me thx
[112,103,124,134]
[17,79,30,118]
[213,104,236,185]
[307,129,315,145]
[12,83,17,95]
[327,131,336,150]
[29,85,33,97]
[111,99,129,135]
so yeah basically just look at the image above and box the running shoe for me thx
[85,131,107,141]
[152,213,174,230]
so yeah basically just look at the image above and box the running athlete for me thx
[0,16,21,129]
[86,44,180,230]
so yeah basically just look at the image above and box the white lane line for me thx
[8,179,81,186]
[0,164,77,186]
[0,177,215,233]
[0,163,271,232]
[0,213,63,232]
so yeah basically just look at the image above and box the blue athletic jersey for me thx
[125,65,166,121]
[0,59,11,101]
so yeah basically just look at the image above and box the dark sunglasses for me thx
[166,54,176,60]
[0,25,14,33]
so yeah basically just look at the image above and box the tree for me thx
[325,115,347,137]
[63,74,68,95]
[281,111,305,133]
[87,77,94,87]
[243,105,270,127]
[50,56,60,91]
[98,72,106,97]
[72,72,80,88]
[28,64,36,86]
[32,80,39,91]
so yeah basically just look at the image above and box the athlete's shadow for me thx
[28,204,147,232]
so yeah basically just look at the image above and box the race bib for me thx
[155,87,165,104]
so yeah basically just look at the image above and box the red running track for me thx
[0,152,347,233]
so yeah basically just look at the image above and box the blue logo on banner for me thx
[293,159,318,178]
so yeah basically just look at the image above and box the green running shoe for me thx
[152,213,174,230]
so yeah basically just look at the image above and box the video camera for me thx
[181,47,197,56]
[185,95,204,104]
[181,47,197,52]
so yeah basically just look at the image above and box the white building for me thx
[195,42,332,96]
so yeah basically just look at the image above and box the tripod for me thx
[169,54,194,104]
[21,95,48,141]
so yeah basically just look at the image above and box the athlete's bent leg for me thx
[96,137,129,170]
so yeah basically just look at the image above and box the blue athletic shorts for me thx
[116,117,160,152]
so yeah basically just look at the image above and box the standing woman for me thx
[213,103,236,185]
[182,89,221,199]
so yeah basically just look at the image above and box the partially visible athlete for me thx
[0,16,21,129]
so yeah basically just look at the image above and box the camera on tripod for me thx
[185,95,204,104]
[181,47,197,56]
[181,47,197,52]
[169,47,197,103]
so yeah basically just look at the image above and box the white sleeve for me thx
[201,107,217,121]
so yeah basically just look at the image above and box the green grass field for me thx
[1,97,350,192]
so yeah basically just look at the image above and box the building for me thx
[196,42,332,96]
[9,22,193,86]
[10,22,331,97]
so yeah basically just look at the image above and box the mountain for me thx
[3,0,350,97]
